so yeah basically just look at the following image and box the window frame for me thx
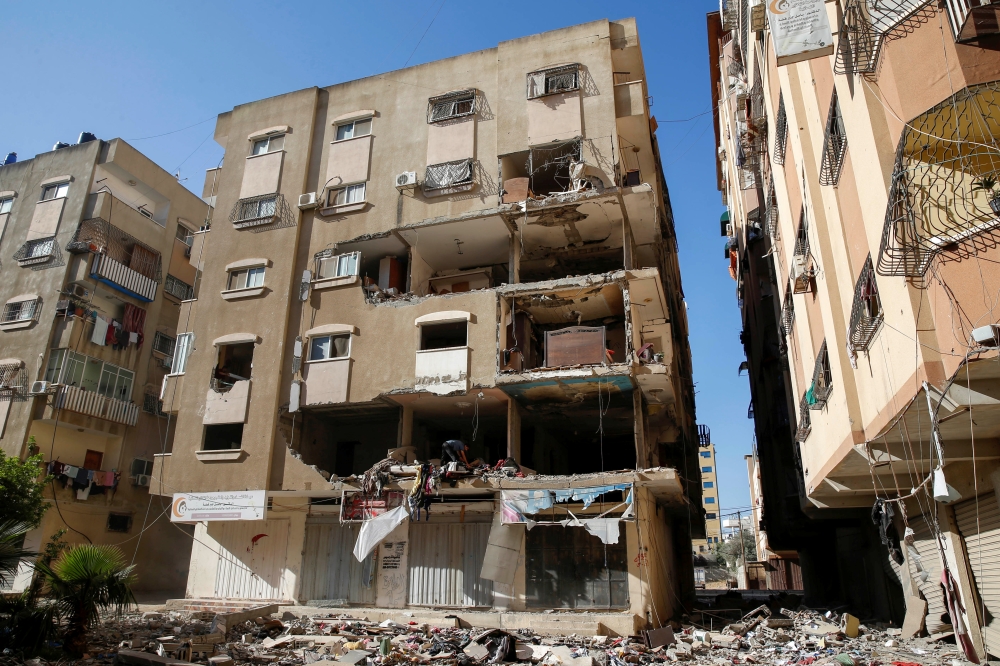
[701,466,713,473]
[0,196,12,214]
[317,251,360,279]
[164,273,195,301]
[427,90,476,123]
[169,333,194,375]
[704,497,716,504]
[250,134,285,156]
[152,331,176,357]
[526,64,581,100]
[334,118,372,142]
[44,348,133,401]
[327,182,366,207]
[40,182,69,202]
[2,298,39,323]
[227,266,266,291]
[307,333,352,362]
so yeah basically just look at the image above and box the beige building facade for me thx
[711,0,1000,649]
[152,19,699,630]
[0,136,206,595]
[692,428,722,555]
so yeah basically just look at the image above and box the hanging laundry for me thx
[91,315,109,346]
[870,498,904,565]
[106,321,119,347]
[846,340,858,370]
[103,470,116,486]
[354,505,408,562]
[942,567,982,663]
[76,484,91,501]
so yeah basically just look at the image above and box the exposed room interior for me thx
[399,218,511,297]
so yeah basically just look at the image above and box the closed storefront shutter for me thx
[212,519,289,600]
[407,523,493,608]
[955,493,1000,657]
[300,518,376,605]
[909,518,948,634]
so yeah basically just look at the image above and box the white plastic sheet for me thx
[353,505,408,562]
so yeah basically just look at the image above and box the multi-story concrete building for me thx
[152,18,699,631]
[710,0,1000,651]
[0,136,206,595]
[692,430,722,555]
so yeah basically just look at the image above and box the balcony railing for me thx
[946,0,1000,40]
[91,254,158,302]
[56,385,138,427]
[68,218,161,301]
[163,274,195,301]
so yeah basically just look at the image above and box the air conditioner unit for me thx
[790,255,808,280]
[67,283,88,299]
[29,381,53,396]
[298,192,318,209]
[134,474,151,487]
[395,172,417,189]
[726,223,734,237]
[161,356,174,370]
[971,324,1000,347]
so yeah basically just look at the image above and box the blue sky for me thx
[1,1,753,513]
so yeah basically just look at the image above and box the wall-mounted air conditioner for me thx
[67,284,88,299]
[790,255,808,280]
[298,192,318,209]
[395,172,417,189]
[29,381,54,395]
[133,474,151,487]
[161,356,174,370]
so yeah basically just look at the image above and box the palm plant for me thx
[36,544,136,657]
[0,520,35,588]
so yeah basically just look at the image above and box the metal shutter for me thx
[909,518,949,634]
[955,493,1000,656]
[299,518,376,605]
[212,519,289,600]
[407,523,493,608]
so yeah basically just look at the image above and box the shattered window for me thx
[427,90,476,123]
[423,159,473,191]
[526,64,580,99]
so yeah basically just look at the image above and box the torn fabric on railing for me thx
[424,160,472,190]
[500,484,633,527]
[353,504,407,562]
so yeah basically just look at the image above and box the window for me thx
[317,251,359,279]
[819,89,848,186]
[420,321,467,350]
[309,334,351,361]
[427,90,476,123]
[40,182,69,201]
[233,195,277,223]
[0,197,12,214]
[204,423,244,451]
[164,274,195,301]
[327,183,366,207]
[99,364,135,402]
[808,340,833,408]
[773,93,787,166]
[130,458,154,477]
[142,391,165,416]
[152,331,176,356]
[170,333,194,375]
[793,209,809,258]
[706,513,717,519]
[107,513,132,533]
[704,481,714,488]
[228,266,265,291]
[335,118,372,141]
[848,255,883,353]
[781,282,795,335]
[175,224,194,245]
[705,497,716,504]
[424,160,473,192]
[702,466,712,473]
[700,451,711,458]
[526,64,580,99]
[251,134,284,156]
[2,299,39,323]
[45,349,133,401]
[796,394,812,442]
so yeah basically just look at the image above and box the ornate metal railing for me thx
[848,256,883,352]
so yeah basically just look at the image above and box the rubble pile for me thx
[4,603,977,666]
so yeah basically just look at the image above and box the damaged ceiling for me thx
[399,216,510,271]
[501,374,634,404]
[517,194,625,260]
[508,282,625,325]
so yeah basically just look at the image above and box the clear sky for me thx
[1,1,754,513]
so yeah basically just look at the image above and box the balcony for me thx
[56,384,138,427]
[946,0,1000,41]
[415,347,469,395]
[68,218,161,302]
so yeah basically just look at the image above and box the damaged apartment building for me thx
[711,0,1000,655]
[152,19,700,631]
[0,135,207,595]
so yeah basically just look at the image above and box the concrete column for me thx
[507,398,522,461]
[400,404,414,448]
[939,504,988,662]
[633,390,647,468]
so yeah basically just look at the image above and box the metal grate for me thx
[773,93,788,165]
[795,394,812,442]
[764,177,779,239]
[698,424,711,446]
[230,193,295,232]
[13,237,62,269]
[427,89,476,123]
[68,217,162,282]
[809,340,833,409]
[424,159,473,191]
[526,64,580,100]
[152,331,176,357]
[0,361,28,403]
[819,90,849,186]
[142,390,165,417]
[793,209,810,258]
[2,298,39,323]
[877,81,1000,277]
[163,274,194,301]
[943,0,1000,41]
[781,285,795,336]
[834,0,879,76]
[848,256,883,352]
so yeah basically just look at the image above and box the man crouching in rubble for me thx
[441,439,470,467]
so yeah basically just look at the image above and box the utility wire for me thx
[128,116,217,142]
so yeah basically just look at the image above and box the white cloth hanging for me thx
[353,505,408,562]
[91,316,109,346]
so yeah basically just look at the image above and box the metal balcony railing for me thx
[68,217,162,281]
[0,361,28,403]
[163,274,194,301]
[773,94,787,166]
[808,341,833,409]
[56,385,138,427]
[946,0,1000,41]
[848,256,883,352]
[230,193,295,231]
[795,395,812,442]
[819,91,848,186]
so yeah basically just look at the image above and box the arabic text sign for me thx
[768,0,834,66]
[170,490,266,522]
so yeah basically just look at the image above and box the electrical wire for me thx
[127,116,218,142]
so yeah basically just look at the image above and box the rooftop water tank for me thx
[53,142,70,150]
[2,153,15,165]
[77,132,97,144]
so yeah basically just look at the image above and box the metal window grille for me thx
[163,274,194,301]
[740,0,750,59]
[819,90,849,186]
[427,90,476,123]
[526,65,580,100]
[698,424,711,446]
[2,299,39,323]
[795,394,812,442]
[424,159,473,192]
[793,209,809,258]
[877,81,1000,277]
[764,178,779,239]
[0,361,28,403]
[773,94,788,165]
[67,217,163,282]
[809,341,833,409]
[152,331,176,357]
[142,391,165,416]
[834,0,879,76]
[13,237,59,267]
[781,285,795,336]
[230,193,295,231]
[848,256,883,352]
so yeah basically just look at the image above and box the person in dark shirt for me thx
[441,439,469,465]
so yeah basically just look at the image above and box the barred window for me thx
[427,90,475,123]
[152,331,176,357]
[2,298,39,323]
[848,256,883,352]
[793,208,809,257]
[795,394,812,442]
[107,513,132,533]
[781,284,795,336]
[526,64,580,99]
[764,177,779,239]
[424,159,473,192]
[142,391,165,416]
[0,361,28,403]
[819,90,848,186]
[807,340,833,409]
[230,193,294,231]
[14,237,56,266]
[163,274,194,301]
[773,94,787,166]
